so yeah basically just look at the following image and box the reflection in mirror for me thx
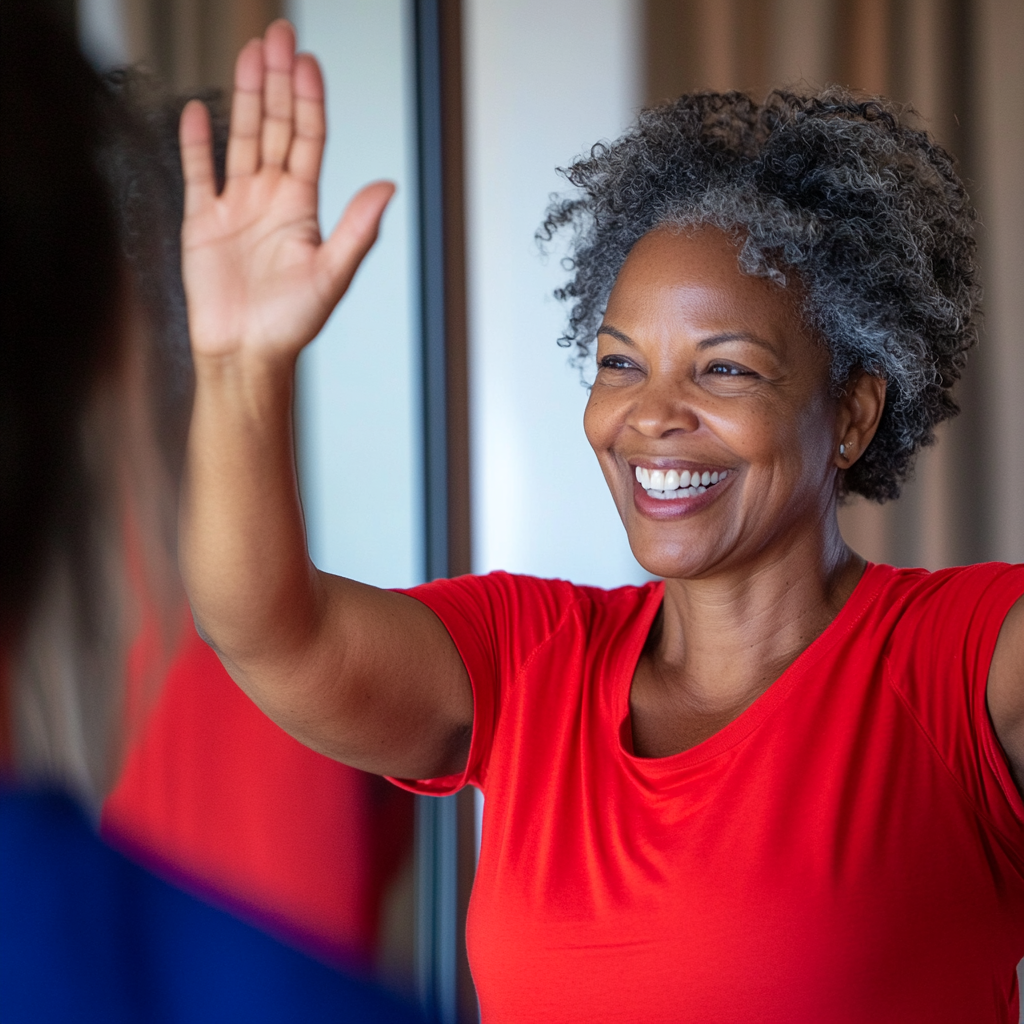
[71,0,421,1001]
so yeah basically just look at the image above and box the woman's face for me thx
[584,225,847,580]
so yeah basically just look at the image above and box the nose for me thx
[628,374,701,438]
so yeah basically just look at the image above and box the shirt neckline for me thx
[616,562,890,775]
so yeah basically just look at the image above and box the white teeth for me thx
[645,483,705,499]
[636,466,729,499]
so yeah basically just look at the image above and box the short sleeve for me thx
[885,562,1024,844]
[386,572,582,796]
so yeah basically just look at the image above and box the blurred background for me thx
[46,0,1024,1019]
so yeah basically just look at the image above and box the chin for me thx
[628,537,722,581]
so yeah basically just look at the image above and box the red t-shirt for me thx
[396,562,1024,1023]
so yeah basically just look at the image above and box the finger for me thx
[288,53,326,184]
[226,39,263,179]
[179,100,216,216]
[261,19,296,168]
[318,182,397,302]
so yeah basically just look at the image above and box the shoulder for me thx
[0,784,423,1022]
[858,561,1023,684]
[0,784,112,886]
[865,561,1024,633]
[859,565,1024,831]
[402,571,660,651]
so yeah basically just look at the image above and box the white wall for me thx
[77,0,129,68]
[290,0,424,589]
[464,0,647,586]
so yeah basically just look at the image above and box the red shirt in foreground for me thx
[396,562,1024,1023]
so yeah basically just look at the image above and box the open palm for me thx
[179,20,394,361]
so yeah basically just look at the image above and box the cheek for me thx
[790,385,841,467]
[583,392,629,503]
[704,396,782,464]
[707,389,834,484]
[583,390,615,453]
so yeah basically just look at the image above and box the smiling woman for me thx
[177,24,1024,1024]
[542,90,978,505]
[586,226,875,576]
[581,225,885,760]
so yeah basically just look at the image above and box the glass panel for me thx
[292,0,423,593]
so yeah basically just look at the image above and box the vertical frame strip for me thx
[412,0,472,1020]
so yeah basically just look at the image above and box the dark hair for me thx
[0,0,121,635]
[0,4,224,797]
[540,88,980,502]
[99,70,226,481]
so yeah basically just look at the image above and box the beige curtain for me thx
[644,0,1024,569]
[118,0,281,92]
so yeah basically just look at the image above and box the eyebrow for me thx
[696,331,778,354]
[597,324,634,346]
[597,324,778,354]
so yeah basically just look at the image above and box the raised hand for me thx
[178,20,394,362]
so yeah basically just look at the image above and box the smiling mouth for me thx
[634,466,729,501]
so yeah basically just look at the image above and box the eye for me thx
[599,354,638,371]
[707,362,755,377]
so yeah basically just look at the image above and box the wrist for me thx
[191,348,297,420]
[192,345,298,379]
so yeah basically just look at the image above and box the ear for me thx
[835,371,886,469]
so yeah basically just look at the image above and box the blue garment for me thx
[0,785,423,1023]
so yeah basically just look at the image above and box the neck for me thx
[653,510,863,708]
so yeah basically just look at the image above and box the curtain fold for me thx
[644,0,1023,568]
[119,0,281,92]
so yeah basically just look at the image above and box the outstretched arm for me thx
[178,20,472,779]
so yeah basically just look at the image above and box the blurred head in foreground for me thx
[0,0,190,806]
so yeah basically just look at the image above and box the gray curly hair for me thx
[539,88,980,502]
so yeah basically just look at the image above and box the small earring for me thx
[839,443,847,456]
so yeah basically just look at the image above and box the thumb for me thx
[317,181,396,302]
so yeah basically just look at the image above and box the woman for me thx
[0,5,420,1020]
[179,18,1024,1022]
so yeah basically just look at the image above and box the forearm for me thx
[180,352,320,673]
